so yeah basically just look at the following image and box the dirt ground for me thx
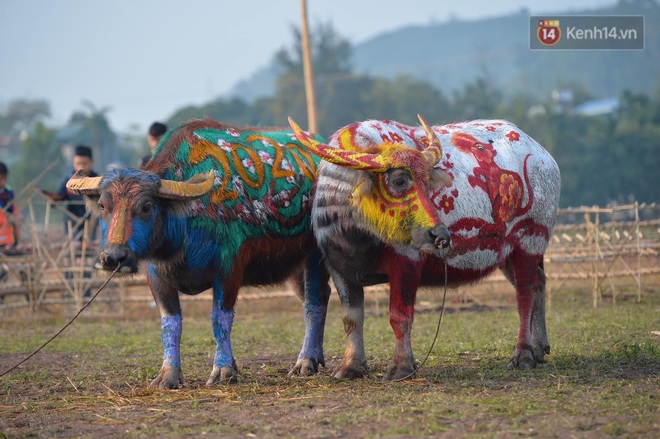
[1,285,658,438]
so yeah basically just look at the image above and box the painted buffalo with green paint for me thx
[66,119,330,388]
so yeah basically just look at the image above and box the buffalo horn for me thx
[66,175,104,195]
[158,172,215,200]
[418,114,443,166]
[288,117,389,172]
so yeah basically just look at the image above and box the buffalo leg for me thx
[148,265,184,389]
[207,279,238,385]
[332,275,368,379]
[384,255,421,381]
[532,260,550,363]
[503,252,544,369]
[289,249,332,376]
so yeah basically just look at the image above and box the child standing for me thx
[0,161,20,251]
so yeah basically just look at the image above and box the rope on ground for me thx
[0,264,120,378]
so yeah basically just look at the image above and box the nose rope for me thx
[0,263,121,378]
[388,261,448,383]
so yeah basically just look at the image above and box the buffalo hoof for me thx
[288,357,323,377]
[383,360,418,382]
[332,360,368,379]
[533,342,551,364]
[206,362,238,386]
[149,366,183,389]
[509,348,537,370]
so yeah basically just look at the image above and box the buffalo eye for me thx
[393,176,407,189]
[386,169,412,194]
[139,202,154,216]
[97,197,112,214]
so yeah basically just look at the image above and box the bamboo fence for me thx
[1,182,658,313]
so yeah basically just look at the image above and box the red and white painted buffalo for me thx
[290,116,560,380]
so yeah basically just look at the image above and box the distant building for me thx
[551,89,574,114]
[574,98,620,117]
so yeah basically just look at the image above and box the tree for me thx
[611,90,660,203]
[362,76,452,126]
[145,19,660,208]
[12,121,59,196]
[270,21,353,131]
[450,77,503,120]
[65,101,118,170]
[0,98,51,136]
[274,21,352,79]
[316,73,375,135]
[167,97,251,128]
[0,99,51,163]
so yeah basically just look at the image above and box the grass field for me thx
[0,287,658,438]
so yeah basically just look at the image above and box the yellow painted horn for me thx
[418,115,443,166]
[288,117,390,172]
[66,173,104,195]
[158,172,215,200]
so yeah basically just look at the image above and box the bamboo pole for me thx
[635,201,641,302]
[585,212,597,308]
[26,202,39,313]
[300,0,318,133]
[594,209,601,306]
[80,220,88,305]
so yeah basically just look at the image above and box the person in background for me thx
[140,121,167,168]
[42,145,99,241]
[0,161,21,253]
[42,146,99,297]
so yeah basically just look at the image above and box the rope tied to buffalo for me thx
[0,263,121,378]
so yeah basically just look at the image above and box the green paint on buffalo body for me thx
[147,120,323,277]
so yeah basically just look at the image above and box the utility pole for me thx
[300,0,318,133]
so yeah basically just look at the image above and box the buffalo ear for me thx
[351,172,375,202]
[429,168,453,191]
[84,195,102,217]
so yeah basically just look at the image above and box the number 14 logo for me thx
[538,20,561,46]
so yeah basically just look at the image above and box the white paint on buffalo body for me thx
[310,118,560,381]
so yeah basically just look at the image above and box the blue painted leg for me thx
[149,313,184,389]
[289,249,331,376]
[288,303,327,376]
[206,291,238,385]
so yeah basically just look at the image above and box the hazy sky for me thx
[0,0,613,132]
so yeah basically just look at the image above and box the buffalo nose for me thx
[98,246,127,270]
[430,225,451,249]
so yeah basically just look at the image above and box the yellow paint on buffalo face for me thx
[352,173,437,245]
[108,197,130,244]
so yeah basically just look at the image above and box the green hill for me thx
[231,0,660,101]
[353,0,660,98]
